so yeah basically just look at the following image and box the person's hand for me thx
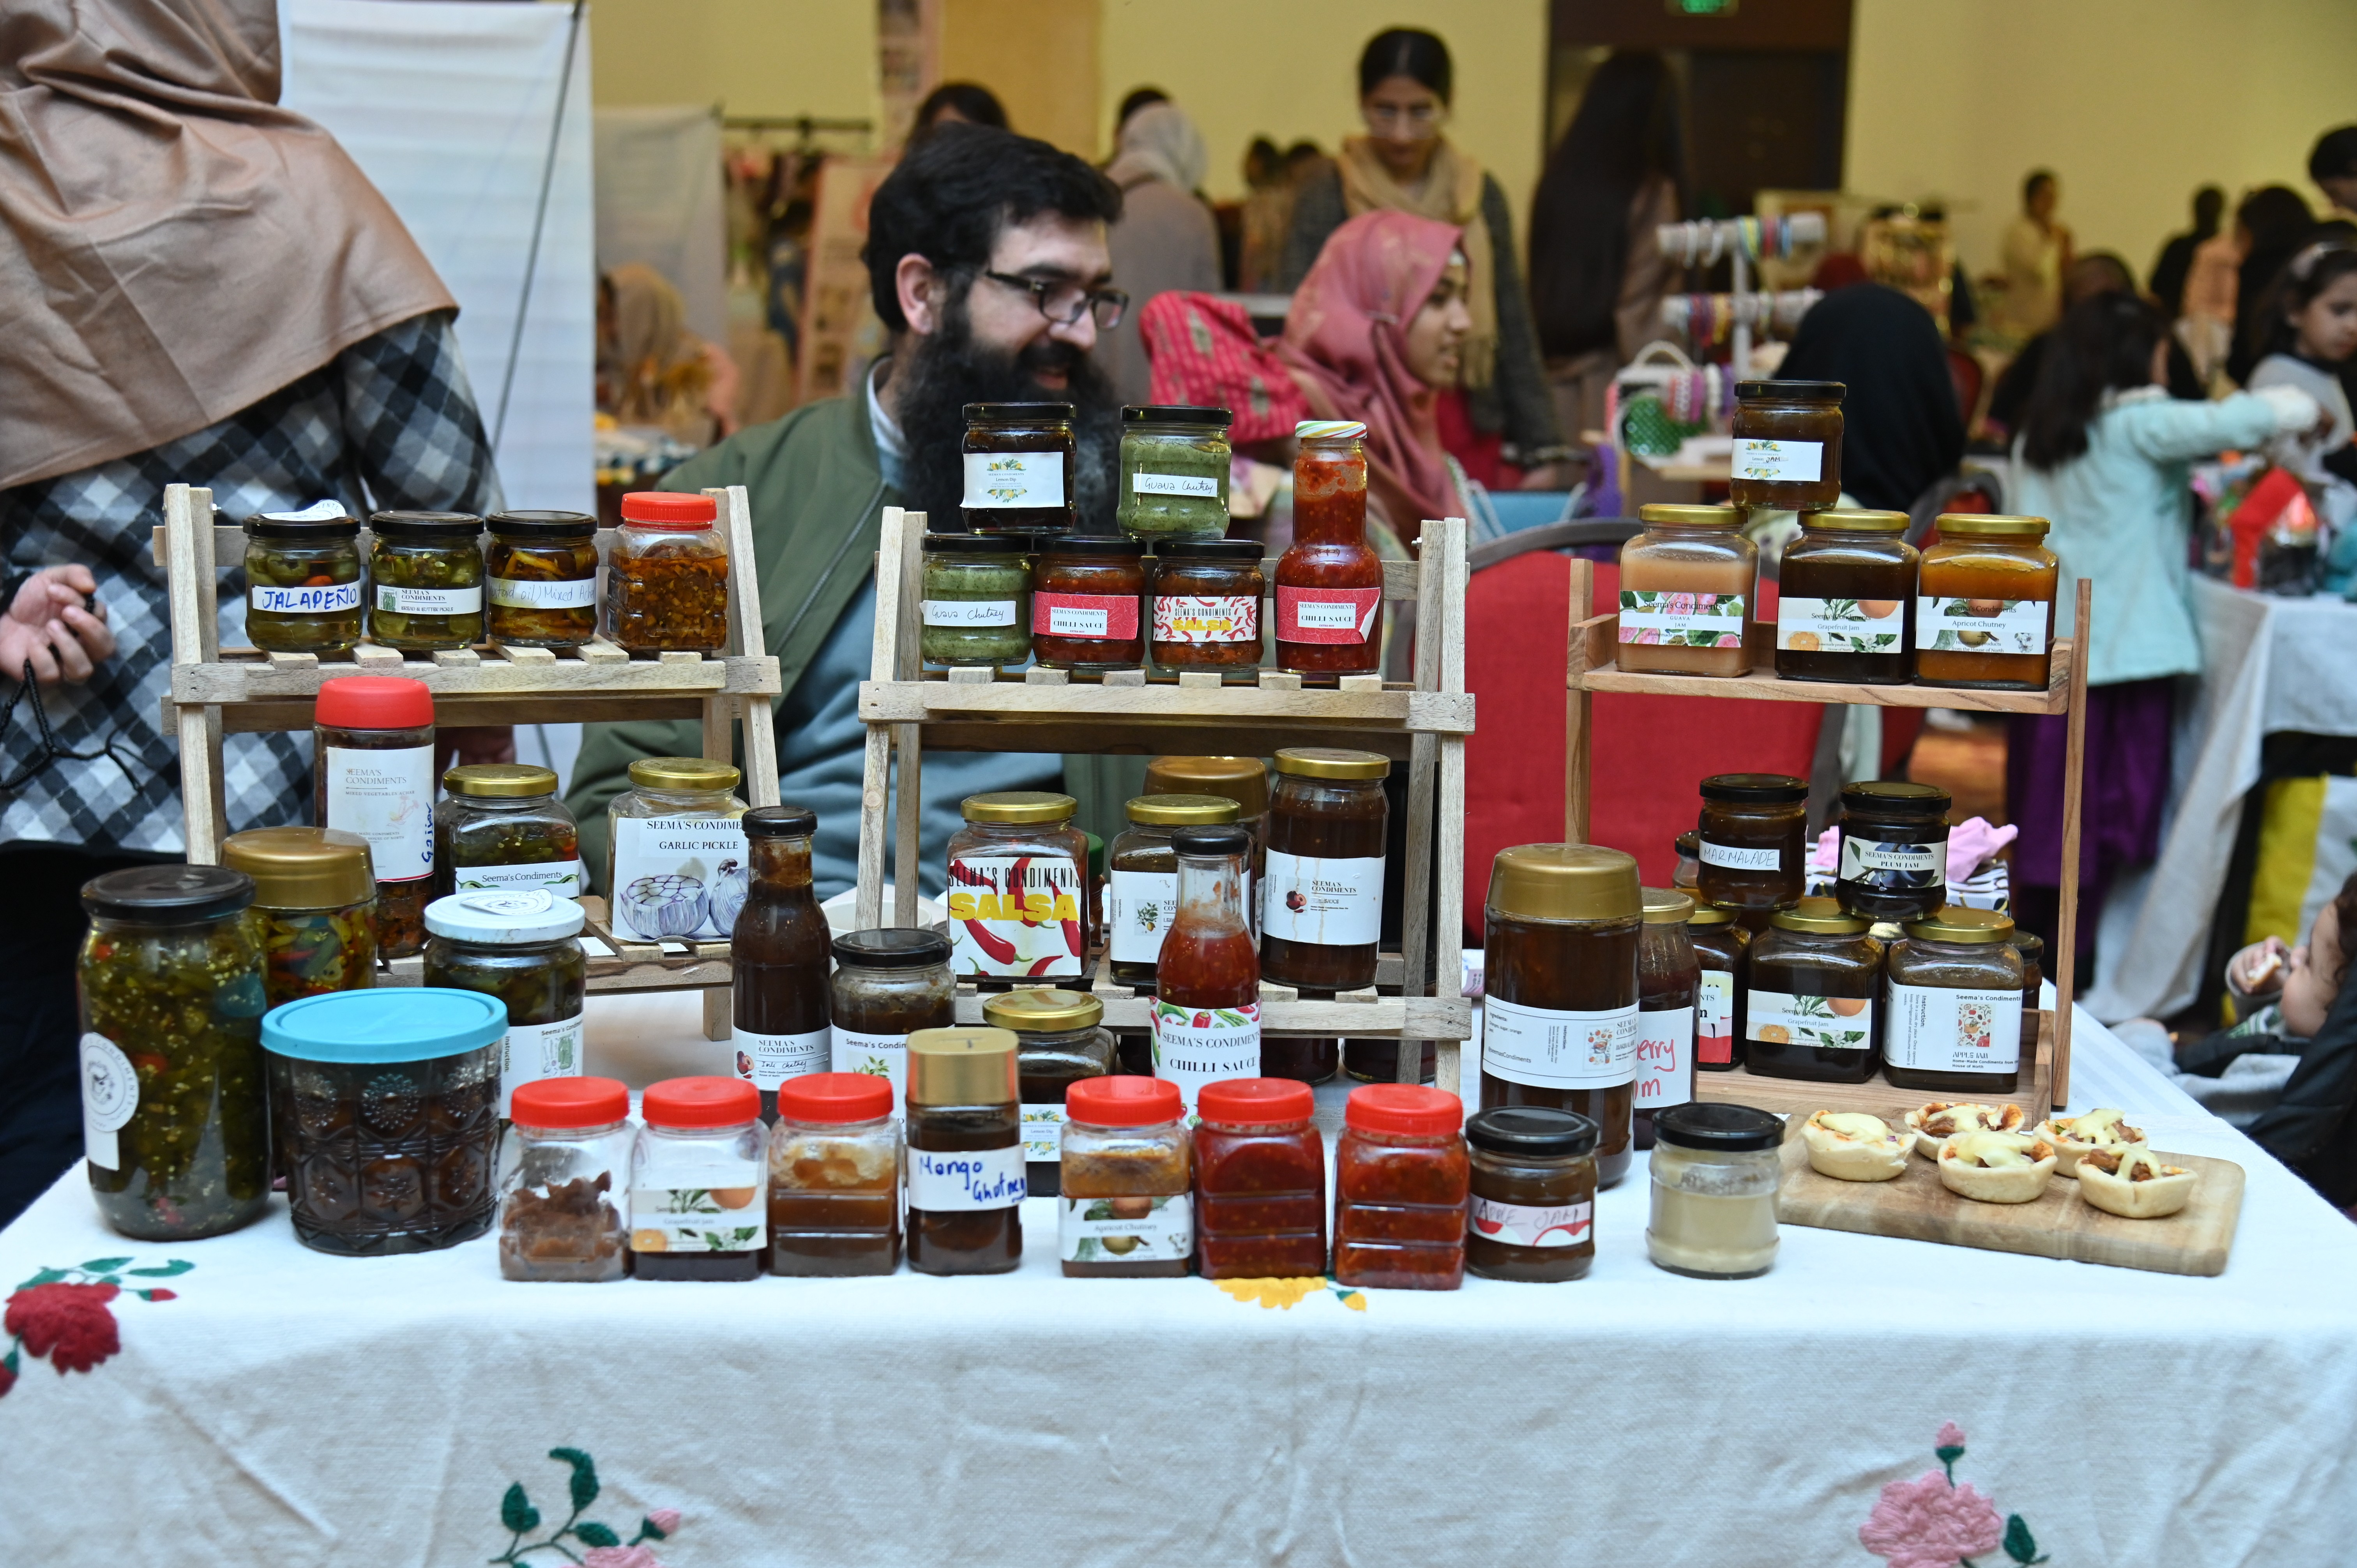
[2228,935,2290,997]
[0,565,115,685]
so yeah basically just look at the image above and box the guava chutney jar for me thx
[921,533,1032,668]
[1916,514,2058,691]
[1774,509,1917,684]
[221,826,379,1008]
[1744,897,1884,1084]
[368,509,485,650]
[244,507,363,653]
[438,763,583,899]
[1117,404,1232,540]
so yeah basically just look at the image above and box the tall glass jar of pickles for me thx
[369,510,486,650]
[486,510,601,647]
[437,764,583,899]
[243,505,363,653]
[221,826,379,1008]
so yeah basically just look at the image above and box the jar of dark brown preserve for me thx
[1744,897,1883,1084]
[1697,773,1808,912]
[1465,1106,1598,1283]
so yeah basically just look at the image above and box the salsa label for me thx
[324,743,436,884]
[1481,996,1638,1089]
[1151,998,1262,1110]
[1153,594,1258,644]
[252,580,360,616]
[1733,437,1823,482]
[1697,970,1737,1064]
[733,1024,830,1089]
[1915,596,2048,655]
[1274,585,1380,644]
[1634,1005,1694,1109]
[1777,596,1903,654]
[907,1145,1027,1210]
[1748,989,1873,1052]
[1032,591,1139,641]
[1260,851,1381,946]
[1060,1193,1194,1263]
[830,1027,908,1109]
[1469,1194,1592,1249]
[963,452,1064,508]
[946,853,1086,978]
[1884,984,2022,1073]
[1617,590,1746,648]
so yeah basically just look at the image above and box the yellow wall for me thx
[586,0,878,126]
[940,0,1102,157]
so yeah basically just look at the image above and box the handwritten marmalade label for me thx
[1274,585,1380,644]
[1032,591,1140,641]
[946,853,1085,978]
[1153,594,1258,643]
[907,1145,1027,1210]
[490,576,597,609]
[1481,996,1638,1089]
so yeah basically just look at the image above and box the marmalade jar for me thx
[367,510,485,650]
[1059,1075,1193,1278]
[1466,1105,1598,1283]
[607,491,728,655]
[1915,514,2058,690]
[498,1076,631,1282]
[1193,1077,1327,1279]
[1616,505,1755,677]
[947,792,1088,982]
[1744,897,1884,1084]
[963,402,1075,536]
[1883,906,2025,1095]
[1774,508,1918,684]
[1834,780,1951,923]
[1334,1085,1468,1291]
[981,987,1115,1198]
[1730,379,1845,510]
[905,1027,1026,1276]
[1260,748,1389,991]
[243,506,363,653]
[486,509,600,647]
[1117,404,1232,540]
[1697,773,1808,912]
[1032,535,1146,670]
[767,1072,901,1277]
[1150,539,1266,670]
[221,826,378,1008]
[1276,421,1383,678]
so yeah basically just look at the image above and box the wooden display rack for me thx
[157,482,783,1038]
[1562,561,2092,1116]
[853,506,1475,1091]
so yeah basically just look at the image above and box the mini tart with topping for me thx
[1935,1130,2058,1204]
[2077,1143,2198,1219]
[1905,1100,2027,1159]
[2036,1107,2146,1177]
[1801,1111,1910,1181]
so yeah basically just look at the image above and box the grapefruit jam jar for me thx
[1774,508,1918,684]
[1276,420,1383,678]
[1743,897,1884,1084]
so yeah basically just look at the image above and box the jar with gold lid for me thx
[1774,509,1918,684]
[1107,794,1242,986]
[1144,755,1270,920]
[1883,906,2025,1095]
[1916,514,2058,690]
[1731,379,1845,510]
[605,758,747,941]
[222,826,379,1008]
[1688,903,1748,1071]
[982,987,1114,1199]
[438,763,583,900]
[1616,505,1755,677]
[1745,896,1883,1084]
[1635,888,1699,1146]
[905,1026,1026,1275]
[1260,748,1390,994]
[947,792,1089,982]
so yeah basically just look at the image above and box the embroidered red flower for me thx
[5,1282,122,1374]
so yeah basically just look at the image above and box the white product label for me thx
[1131,471,1220,498]
[1469,1194,1593,1249]
[324,743,436,883]
[609,816,747,940]
[1748,989,1874,1052]
[499,1014,585,1117]
[1697,970,1737,1065]
[373,583,482,616]
[1060,1193,1195,1263]
[907,1144,1027,1210]
[1700,839,1782,872]
[79,1032,137,1172]
[1481,996,1639,1089]
[945,853,1085,978]
[260,500,350,523]
[1153,595,1258,644]
[629,1183,764,1252]
[922,598,1020,627]
[1150,997,1262,1110]
[1022,1102,1067,1162]
[1733,437,1824,482]
[963,451,1065,508]
[1260,851,1382,947]
[1838,836,1945,897]
[1884,984,2023,1074]
[1046,604,1109,637]
[1618,589,1747,648]
[831,1028,909,1110]
[733,1025,831,1089]
[1293,599,1360,631]
[251,580,360,616]
[452,858,586,898]
[1776,596,1904,655]
[1107,868,1178,965]
[1915,596,2049,656]
[1634,1005,1695,1109]
[490,576,597,609]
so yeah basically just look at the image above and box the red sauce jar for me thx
[1276,422,1384,678]
[1150,540,1265,670]
[1260,747,1389,992]
[1193,1077,1327,1278]
[1334,1084,1468,1291]
[1030,537,1146,670]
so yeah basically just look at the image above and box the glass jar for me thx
[630,1076,767,1280]
[1143,756,1269,925]
[244,507,363,653]
[1835,780,1951,923]
[905,1026,1026,1275]
[1645,1102,1783,1279]
[921,533,1032,669]
[1193,1077,1327,1279]
[315,675,436,959]
[1117,404,1233,540]
[1730,378,1845,511]
[1150,539,1266,671]
[605,757,747,941]
[76,866,271,1241]
[422,889,588,1119]
[946,792,1088,981]
[498,1076,631,1282]
[1260,748,1389,991]
[1151,823,1264,1107]
[1745,897,1884,1084]
[981,988,1115,1199]
[1107,793,1240,985]
[1032,536,1146,670]
[1334,1084,1468,1291]
[1774,509,1918,683]
[222,826,378,1008]
[964,401,1076,536]
[486,509,600,647]
[1060,1076,1193,1278]
[2014,931,2046,1067]
[768,1073,901,1277]
[1689,904,1750,1072]
[1616,505,1755,677]
[733,806,833,1120]
[265,986,506,1254]
[437,763,583,899]
[1916,514,2058,690]
[368,509,484,650]
[1697,772,1809,912]
[1673,830,1701,890]
[1635,888,1700,1146]
[829,928,955,1112]
[1466,1106,1599,1283]
[1480,844,1641,1188]
[1884,907,2026,1095]
[607,491,729,655]
[1277,421,1383,678]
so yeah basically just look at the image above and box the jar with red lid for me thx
[607,491,728,655]
[1276,421,1384,678]
[1193,1078,1327,1279]
[629,1076,767,1281]
[1150,539,1265,670]
[1059,1076,1192,1278]
[1031,536,1147,670]
[498,1076,632,1282]
[767,1072,900,1276]
[315,675,437,959]
[1334,1084,1468,1291]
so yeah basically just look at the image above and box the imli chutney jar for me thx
[1615,505,1756,677]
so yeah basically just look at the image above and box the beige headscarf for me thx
[0,0,454,491]
[1336,133,1496,389]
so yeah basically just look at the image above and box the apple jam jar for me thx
[1744,897,1884,1084]
[1616,505,1756,677]
[1916,514,2058,690]
[1883,907,2025,1095]
[1730,379,1844,510]
[1774,509,1919,684]
[1697,773,1809,913]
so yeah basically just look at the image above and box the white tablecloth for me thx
[5,994,2355,1567]
[2086,578,2357,1021]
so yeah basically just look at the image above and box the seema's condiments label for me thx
[1618,590,1746,649]
[1481,997,1638,1089]
[1261,852,1380,947]
[1151,999,1262,1111]
[946,854,1086,978]
[630,1183,763,1253]
[1915,597,2048,655]
[324,743,436,884]
[1733,438,1823,483]
[1884,984,2022,1073]
[1154,595,1258,643]
[500,1013,585,1118]
[831,1028,909,1110]
[963,452,1064,509]
[1747,990,1872,1052]
[1274,586,1380,644]
[1776,596,1903,655]
[733,1025,830,1089]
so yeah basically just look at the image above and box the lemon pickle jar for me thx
[1697,773,1809,913]
[1150,539,1265,671]
[1774,509,1918,683]
[1835,781,1951,923]
[963,402,1075,536]
[1744,897,1884,1084]
[1883,907,2025,1095]
[368,510,484,650]
[608,491,729,655]
[244,505,363,653]
[1117,405,1232,540]
[1730,379,1845,510]
[1916,514,2058,690]
[921,533,1032,669]
[221,826,379,1009]
[1031,536,1146,670]
[486,510,600,647]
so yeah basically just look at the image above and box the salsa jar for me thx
[1883,906,2026,1095]
[1730,378,1845,510]
[486,509,600,647]
[1689,904,1750,1072]
[1150,539,1265,670]
[244,505,362,653]
[631,1077,767,1280]
[1193,1077,1327,1278]
[768,1072,901,1277]
[982,987,1115,1199]
[1466,1105,1598,1283]
[1774,508,1918,683]
[222,826,378,1008]
[1059,1075,1193,1278]
[1118,404,1232,540]
[605,757,746,942]
[829,927,954,1112]
[608,491,728,655]
[1334,1084,1468,1291]
[498,1076,631,1282]
[1276,420,1383,678]
[1260,748,1389,991]
[368,509,484,650]
[905,1026,1027,1276]
[1480,843,1641,1188]
[1107,793,1240,986]
[1617,505,1755,677]
[963,401,1075,536]
[1635,888,1699,1144]
[1745,897,1883,1084]
[438,763,583,899]
[77,866,271,1241]
[1646,1102,1782,1279]
[1916,514,2058,690]
[315,675,436,959]
[422,888,588,1119]
[1835,780,1951,922]
[946,792,1088,982]
[1697,772,1808,913]
[1032,536,1146,670]
[921,532,1032,668]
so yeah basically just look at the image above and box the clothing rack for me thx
[1656,213,1829,373]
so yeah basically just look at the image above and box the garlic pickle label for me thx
[1884,984,2022,1073]
[1915,596,2049,655]
[609,816,747,940]
[252,580,360,616]
[963,452,1064,508]
[1481,996,1639,1089]
[1260,851,1381,946]
[1776,596,1904,654]
[1733,437,1823,482]
[1747,990,1873,1052]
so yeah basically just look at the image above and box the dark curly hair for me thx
[2020,291,2165,471]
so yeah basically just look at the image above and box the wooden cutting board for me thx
[1775,1114,2246,1277]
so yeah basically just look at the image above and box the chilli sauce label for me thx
[1032,591,1140,641]
[1153,594,1258,643]
[946,853,1085,978]
[1275,585,1381,644]
[1150,998,1262,1110]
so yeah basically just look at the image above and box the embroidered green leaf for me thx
[19,1268,67,1288]
[80,1257,132,1272]
[549,1448,599,1510]
[3,1349,17,1376]
[125,1260,194,1278]
[2003,1514,2042,1564]
[633,1515,669,1543]
[1936,1444,1965,1467]
[576,1522,620,1548]
[500,1482,540,1534]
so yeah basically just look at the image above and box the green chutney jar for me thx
[921,533,1032,668]
[1116,406,1232,541]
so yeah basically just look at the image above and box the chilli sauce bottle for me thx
[732,805,833,1122]
[1275,420,1384,678]
[1150,824,1262,1112]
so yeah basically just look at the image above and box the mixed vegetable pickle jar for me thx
[367,509,484,650]
[221,826,379,1008]
[485,509,600,647]
[921,532,1032,667]
[243,504,363,653]
[437,763,583,899]
[497,1076,631,1282]
[608,491,728,655]
[422,889,588,1119]
[767,1072,902,1277]
[1116,405,1232,540]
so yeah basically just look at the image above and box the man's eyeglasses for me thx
[981,270,1129,330]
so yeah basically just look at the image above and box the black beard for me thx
[890,291,1122,532]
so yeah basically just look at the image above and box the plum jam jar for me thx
[1774,508,1918,684]
[1834,780,1951,923]
[1730,379,1845,511]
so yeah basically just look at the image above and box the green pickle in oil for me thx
[256,904,378,1008]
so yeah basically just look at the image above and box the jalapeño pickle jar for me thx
[982,988,1115,1199]
[486,510,600,647]
[1883,907,2026,1095]
[1745,897,1883,1084]
[1466,1105,1599,1283]
[1697,773,1808,913]
[1032,536,1146,670]
[1689,904,1749,1071]
[963,402,1075,536]
[368,510,485,650]
[1835,781,1951,922]
[921,533,1032,668]
[1617,505,1756,678]
[438,763,583,900]
[1150,539,1266,671]
[222,826,379,1009]
[244,505,363,653]
[1774,509,1918,683]
[608,491,728,655]
[1118,405,1232,540]
[1260,748,1390,991]
[1730,379,1845,510]
[1916,514,2058,690]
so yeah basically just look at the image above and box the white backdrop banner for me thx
[593,106,730,351]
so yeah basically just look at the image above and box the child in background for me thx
[2245,243,2357,591]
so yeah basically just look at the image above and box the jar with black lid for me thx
[1834,781,1950,922]
[1774,509,1918,684]
[1032,536,1146,670]
[244,505,363,653]
[1150,539,1265,671]
[368,509,485,650]
[981,988,1115,1199]
[1259,748,1389,991]
[829,928,954,1113]
[1697,773,1808,912]
[921,532,1032,669]
[1465,1106,1599,1283]
[1689,904,1749,1071]
[963,402,1075,536]
[1745,897,1883,1084]
[1730,379,1844,510]
[1884,907,2025,1094]
[486,510,600,647]
[1118,405,1232,540]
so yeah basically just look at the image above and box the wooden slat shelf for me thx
[945,951,1470,1035]
[383,897,735,994]
[174,646,779,704]
[1694,1010,2055,1120]
[859,675,1473,734]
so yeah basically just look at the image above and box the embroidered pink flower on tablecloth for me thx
[644,1511,680,1535]
[1859,1472,2005,1568]
[583,1548,663,1568]
[5,1282,121,1374]
[1936,1421,1967,1450]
